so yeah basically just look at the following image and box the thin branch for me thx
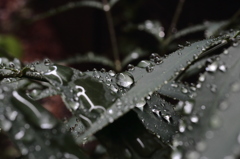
[102,0,121,71]
[32,1,103,22]
[166,0,186,38]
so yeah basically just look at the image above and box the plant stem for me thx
[166,0,186,38]
[102,0,121,71]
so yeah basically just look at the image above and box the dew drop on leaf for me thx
[135,100,146,111]
[14,129,25,140]
[190,115,199,123]
[179,120,186,133]
[171,150,182,159]
[116,72,134,88]
[206,62,218,72]
[183,101,193,114]
[108,70,116,77]
[218,101,229,110]
[137,60,151,68]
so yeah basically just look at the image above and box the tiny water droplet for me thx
[206,62,218,72]
[116,72,134,88]
[171,150,182,159]
[231,81,240,92]
[152,109,160,117]
[190,115,199,123]
[108,70,116,77]
[179,120,186,133]
[183,101,193,114]
[146,65,154,72]
[8,62,15,68]
[218,101,229,110]
[44,58,51,66]
[127,64,135,71]
[135,100,146,111]
[15,130,25,140]
[219,65,227,72]
[110,85,118,93]
[223,49,229,54]
[199,74,205,82]
[181,87,188,94]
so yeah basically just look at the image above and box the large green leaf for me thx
[171,39,240,158]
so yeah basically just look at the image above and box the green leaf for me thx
[172,40,240,158]
[0,83,89,159]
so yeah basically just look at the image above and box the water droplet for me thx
[205,130,214,139]
[186,151,200,159]
[210,84,217,93]
[199,74,205,82]
[219,64,227,72]
[108,70,116,77]
[116,72,134,88]
[183,101,193,114]
[154,57,163,65]
[6,110,18,121]
[210,115,221,128]
[15,130,25,140]
[179,120,186,133]
[190,115,199,123]
[135,100,146,111]
[218,101,229,110]
[171,150,182,159]
[161,114,171,124]
[196,141,206,152]
[8,62,15,68]
[181,87,188,94]
[0,116,12,131]
[35,145,41,151]
[110,85,118,93]
[108,109,113,114]
[223,49,229,54]
[206,62,218,72]
[127,64,135,71]
[44,58,51,66]
[146,65,154,72]
[231,81,240,92]
[152,109,160,117]
[137,60,151,68]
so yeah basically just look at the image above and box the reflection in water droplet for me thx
[116,72,134,88]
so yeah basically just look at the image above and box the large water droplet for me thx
[137,60,151,68]
[116,72,134,88]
